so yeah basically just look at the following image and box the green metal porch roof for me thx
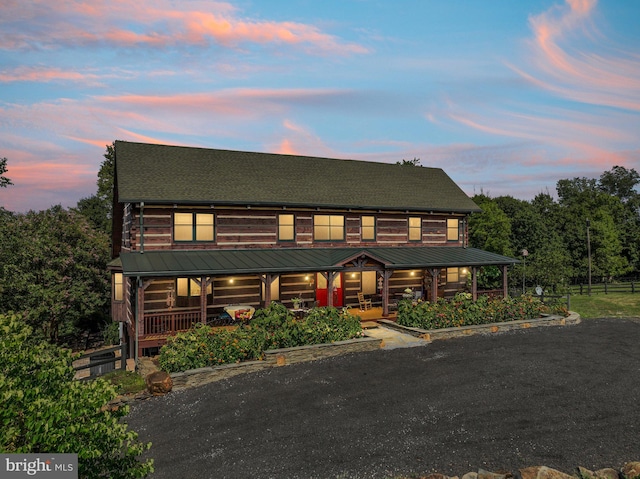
[118,247,518,277]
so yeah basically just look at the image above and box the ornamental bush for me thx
[397,293,567,330]
[0,313,153,479]
[158,304,364,373]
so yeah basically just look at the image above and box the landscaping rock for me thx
[419,474,458,479]
[579,467,619,479]
[461,473,478,479]
[622,462,640,479]
[478,468,509,479]
[145,370,173,396]
[520,466,576,479]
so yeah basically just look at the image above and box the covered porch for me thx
[114,247,518,357]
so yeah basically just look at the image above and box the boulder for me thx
[520,466,575,479]
[419,474,458,479]
[621,462,640,479]
[146,370,173,396]
[578,467,618,479]
[479,469,509,479]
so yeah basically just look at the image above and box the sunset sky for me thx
[1,0,639,212]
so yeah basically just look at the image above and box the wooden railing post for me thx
[120,342,127,370]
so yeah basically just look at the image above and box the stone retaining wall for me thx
[379,311,581,341]
[169,336,382,391]
[418,462,640,479]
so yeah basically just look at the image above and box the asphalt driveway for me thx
[127,318,640,479]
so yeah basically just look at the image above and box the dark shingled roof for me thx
[118,247,518,277]
[114,141,481,213]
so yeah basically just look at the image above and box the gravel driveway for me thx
[127,317,640,479]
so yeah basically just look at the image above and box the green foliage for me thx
[0,206,110,342]
[469,164,640,290]
[102,370,147,396]
[0,157,12,187]
[397,293,566,330]
[76,142,115,236]
[0,313,153,478]
[395,158,421,167]
[158,305,364,373]
[101,321,120,346]
[469,199,512,256]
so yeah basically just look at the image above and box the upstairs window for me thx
[447,218,459,241]
[408,217,422,241]
[113,272,123,301]
[361,216,375,241]
[314,215,344,241]
[174,212,214,242]
[278,214,295,241]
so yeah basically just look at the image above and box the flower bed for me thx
[397,293,569,330]
[158,304,364,373]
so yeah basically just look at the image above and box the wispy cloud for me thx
[518,0,640,110]
[0,0,368,56]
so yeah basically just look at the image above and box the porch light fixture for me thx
[410,271,415,276]
[229,278,234,284]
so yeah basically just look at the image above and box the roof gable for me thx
[114,141,480,213]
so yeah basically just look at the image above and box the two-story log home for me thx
[109,141,518,357]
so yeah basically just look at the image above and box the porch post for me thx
[200,277,213,323]
[327,271,336,308]
[261,274,279,307]
[382,270,393,316]
[262,275,271,306]
[472,267,478,301]
[430,268,440,303]
[502,265,509,298]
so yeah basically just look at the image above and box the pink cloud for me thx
[519,0,640,111]
[0,0,368,56]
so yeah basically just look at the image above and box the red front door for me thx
[316,273,343,307]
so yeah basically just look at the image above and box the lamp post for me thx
[586,219,592,296]
[521,249,529,295]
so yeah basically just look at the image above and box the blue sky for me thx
[1,0,639,212]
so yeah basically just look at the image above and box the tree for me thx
[76,143,115,235]
[0,157,12,188]
[0,313,153,478]
[0,206,110,342]
[599,166,640,273]
[599,165,640,204]
[396,158,422,167]
[556,176,631,282]
[468,196,513,289]
[468,196,512,256]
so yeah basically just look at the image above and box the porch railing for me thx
[143,310,202,336]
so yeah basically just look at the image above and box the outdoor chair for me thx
[357,292,373,311]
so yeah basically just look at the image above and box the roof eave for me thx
[117,198,480,214]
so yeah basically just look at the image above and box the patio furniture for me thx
[223,305,256,322]
[357,292,372,311]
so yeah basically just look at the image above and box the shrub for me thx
[0,313,153,478]
[397,293,566,330]
[158,305,364,373]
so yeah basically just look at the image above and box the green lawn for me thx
[569,292,640,318]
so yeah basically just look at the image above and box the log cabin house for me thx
[109,141,518,358]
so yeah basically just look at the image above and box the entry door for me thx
[315,273,343,307]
